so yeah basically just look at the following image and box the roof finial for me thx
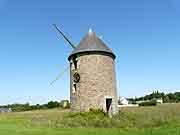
[89,28,92,33]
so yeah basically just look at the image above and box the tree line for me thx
[128,91,180,103]
[0,100,70,112]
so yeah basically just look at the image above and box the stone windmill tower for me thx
[53,25,118,115]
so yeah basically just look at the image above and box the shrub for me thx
[46,101,60,108]
[139,100,157,106]
[60,100,70,109]
[61,109,110,127]
[89,108,107,116]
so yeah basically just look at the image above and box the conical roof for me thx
[68,30,115,60]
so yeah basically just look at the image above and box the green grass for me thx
[0,103,180,135]
[0,124,179,135]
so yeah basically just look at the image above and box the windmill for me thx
[52,24,118,115]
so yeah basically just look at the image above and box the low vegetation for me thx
[0,103,180,134]
[0,100,70,112]
[138,100,157,106]
[58,104,180,128]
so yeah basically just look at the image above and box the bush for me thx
[2,100,70,112]
[139,100,157,106]
[60,109,110,128]
[89,108,107,116]
[60,100,70,109]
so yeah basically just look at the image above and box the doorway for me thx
[106,98,112,113]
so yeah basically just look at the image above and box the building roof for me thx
[68,29,115,60]
[0,108,12,112]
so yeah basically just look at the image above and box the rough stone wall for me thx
[70,53,118,114]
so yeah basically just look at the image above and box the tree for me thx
[46,101,60,108]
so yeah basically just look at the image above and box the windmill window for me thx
[72,83,77,93]
[73,72,80,83]
[72,56,78,69]
[70,59,73,64]
[74,60,78,69]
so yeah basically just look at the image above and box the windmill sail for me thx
[52,24,76,49]
[50,66,70,85]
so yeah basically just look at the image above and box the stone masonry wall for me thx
[70,53,118,114]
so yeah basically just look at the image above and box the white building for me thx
[119,97,129,105]
[0,108,12,113]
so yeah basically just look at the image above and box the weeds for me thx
[0,104,180,129]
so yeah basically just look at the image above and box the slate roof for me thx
[68,30,115,60]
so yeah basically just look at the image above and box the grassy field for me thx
[0,103,180,135]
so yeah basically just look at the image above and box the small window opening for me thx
[73,83,77,93]
[72,56,78,69]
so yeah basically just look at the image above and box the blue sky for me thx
[0,0,180,105]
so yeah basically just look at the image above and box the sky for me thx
[0,0,180,105]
